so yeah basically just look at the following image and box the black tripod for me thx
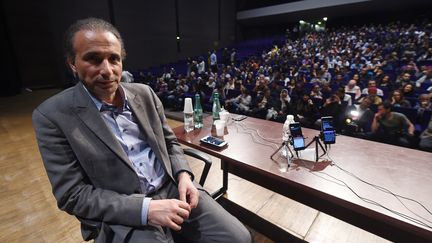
[270,137,296,161]
[304,135,327,162]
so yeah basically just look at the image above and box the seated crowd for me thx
[134,20,432,152]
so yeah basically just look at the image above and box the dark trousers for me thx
[95,181,252,243]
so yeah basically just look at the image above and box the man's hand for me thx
[374,112,382,121]
[148,199,191,231]
[177,172,199,209]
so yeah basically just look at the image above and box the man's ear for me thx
[67,58,77,75]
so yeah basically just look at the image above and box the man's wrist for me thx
[177,171,193,182]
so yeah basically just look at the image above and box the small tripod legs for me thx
[270,141,294,160]
[304,135,327,162]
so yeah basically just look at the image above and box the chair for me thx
[78,148,213,241]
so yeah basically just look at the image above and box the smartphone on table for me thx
[200,135,228,148]
[289,122,305,151]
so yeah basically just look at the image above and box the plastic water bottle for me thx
[194,94,203,129]
[212,92,221,124]
[183,98,194,132]
[282,115,295,157]
[282,115,295,142]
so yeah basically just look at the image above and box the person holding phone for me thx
[371,101,415,146]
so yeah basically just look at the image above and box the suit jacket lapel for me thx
[72,83,135,171]
[124,87,166,172]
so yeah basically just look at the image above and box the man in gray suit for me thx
[33,18,251,243]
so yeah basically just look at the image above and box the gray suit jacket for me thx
[32,82,192,238]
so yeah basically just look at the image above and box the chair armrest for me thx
[183,148,212,186]
[76,216,101,241]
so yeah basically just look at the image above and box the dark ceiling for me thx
[237,0,432,26]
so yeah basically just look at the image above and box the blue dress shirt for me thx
[85,86,166,225]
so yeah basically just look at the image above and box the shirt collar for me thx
[82,83,129,112]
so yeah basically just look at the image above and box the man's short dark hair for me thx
[64,17,126,61]
[379,101,392,110]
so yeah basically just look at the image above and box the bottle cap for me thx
[286,114,294,122]
[184,98,193,113]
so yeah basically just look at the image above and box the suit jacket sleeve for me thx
[33,105,144,228]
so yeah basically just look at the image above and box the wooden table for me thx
[173,116,432,242]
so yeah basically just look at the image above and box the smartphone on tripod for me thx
[289,122,305,151]
[321,116,336,144]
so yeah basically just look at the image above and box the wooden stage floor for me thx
[0,89,393,242]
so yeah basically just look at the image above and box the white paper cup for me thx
[183,98,193,113]
[215,120,225,136]
[219,111,229,126]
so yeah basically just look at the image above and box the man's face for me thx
[68,30,122,101]
[360,98,371,109]
[377,105,389,116]
[393,92,401,101]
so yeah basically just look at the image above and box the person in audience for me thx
[378,74,394,91]
[166,78,189,110]
[371,101,415,146]
[401,83,416,98]
[230,48,237,66]
[295,94,318,127]
[321,82,333,99]
[347,97,375,134]
[225,86,252,114]
[415,67,432,88]
[154,77,168,102]
[319,93,345,131]
[205,75,216,90]
[248,90,269,118]
[223,74,235,96]
[310,84,323,99]
[197,57,205,75]
[419,117,432,152]
[417,47,432,62]
[210,50,217,73]
[253,74,270,94]
[121,70,134,83]
[396,72,413,88]
[268,89,294,122]
[359,87,382,105]
[345,79,362,100]
[32,18,251,243]
[389,90,411,108]
[415,93,432,111]
[336,87,352,107]
[361,80,384,97]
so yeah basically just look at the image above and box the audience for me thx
[132,18,432,150]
